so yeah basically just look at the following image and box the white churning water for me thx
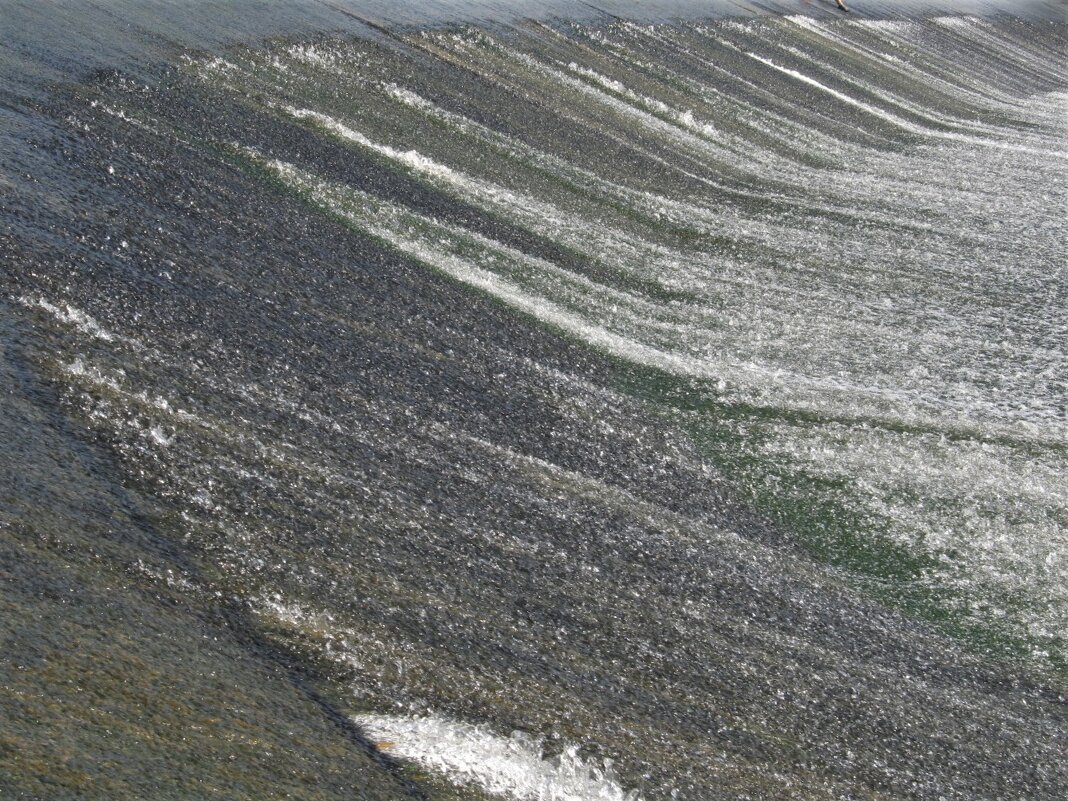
[14,9,1066,800]
[355,713,642,801]
[186,17,1068,658]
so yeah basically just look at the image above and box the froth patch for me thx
[354,713,642,801]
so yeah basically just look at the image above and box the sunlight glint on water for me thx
[185,17,1068,661]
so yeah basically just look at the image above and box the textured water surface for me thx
[2,3,1066,800]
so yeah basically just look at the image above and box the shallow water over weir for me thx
[2,3,1066,800]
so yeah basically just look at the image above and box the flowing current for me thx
[1,3,1066,800]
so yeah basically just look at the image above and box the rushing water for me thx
[2,2,1067,800]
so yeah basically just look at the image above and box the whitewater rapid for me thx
[2,4,1066,801]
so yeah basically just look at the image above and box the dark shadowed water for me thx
[2,2,1066,800]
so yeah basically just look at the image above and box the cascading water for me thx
[2,2,1066,800]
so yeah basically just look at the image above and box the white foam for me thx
[746,52,924,133]
[19,295,120,343]
[748,51,1066,159]
[236,21,1068,661]
[355,713,642,801]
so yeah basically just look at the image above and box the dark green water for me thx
[2,3,1066,799]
